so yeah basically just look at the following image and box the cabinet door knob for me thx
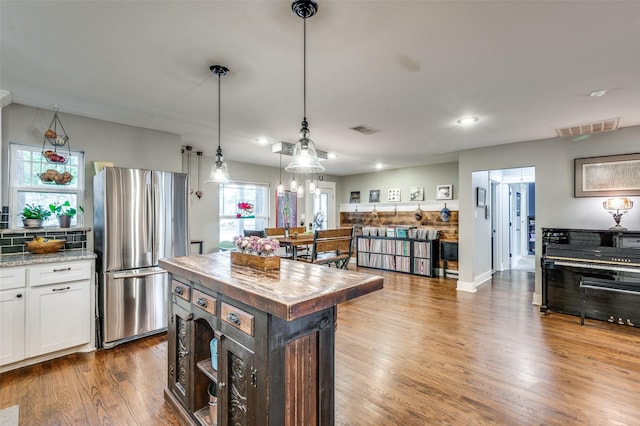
[196,297,207,308]
[173,286,183,295]
[16,293,23,299]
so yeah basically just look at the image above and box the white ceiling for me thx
[2,1,640,176]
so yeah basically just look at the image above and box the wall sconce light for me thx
[603,197,633,230]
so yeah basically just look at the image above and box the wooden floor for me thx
[2,268,640,425]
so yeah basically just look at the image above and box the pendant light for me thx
[290,173,298,192]
[286,0,325,174]
[205,65,231,183]
[195,151,204,199]
[277,152,285,197]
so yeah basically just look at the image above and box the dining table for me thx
[274,234,314,261]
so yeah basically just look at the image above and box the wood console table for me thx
[159,252,383,426]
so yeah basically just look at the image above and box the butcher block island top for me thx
[159,251,383,321]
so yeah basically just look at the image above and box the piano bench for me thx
[579,278,640,326]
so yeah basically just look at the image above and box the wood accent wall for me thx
[340,210,459,271]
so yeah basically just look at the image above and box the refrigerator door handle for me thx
[112,269,167,280]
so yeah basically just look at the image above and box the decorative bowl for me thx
[25,239,66,254]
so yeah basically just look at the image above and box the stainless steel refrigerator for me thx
[93,167,189,348]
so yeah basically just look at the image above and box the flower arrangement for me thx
[236,201,254,218]
[233,236,280,256]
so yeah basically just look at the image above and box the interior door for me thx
[306,180,335,231]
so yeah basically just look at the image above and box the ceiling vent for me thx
[556,118,619,137]
[351,125,379,135]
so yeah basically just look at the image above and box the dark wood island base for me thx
[159,252,383,426]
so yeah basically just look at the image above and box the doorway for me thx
[304,179,336,231]
[490,167,535,272]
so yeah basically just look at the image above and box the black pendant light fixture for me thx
[205,65,232,183]
[286,0,325,174]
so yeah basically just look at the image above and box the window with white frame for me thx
[219,182,269,242]
[9,142,85,228]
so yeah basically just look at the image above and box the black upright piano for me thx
[541,228,640,326]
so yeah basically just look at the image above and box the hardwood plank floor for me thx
[1,268,639,425]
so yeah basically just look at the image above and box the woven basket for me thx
[25,239,66,254]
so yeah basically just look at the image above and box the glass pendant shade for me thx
[309,180,316,193]
[286,120,325,173]
[290,177,298,192]
[277,182,285,197]
[205,147,231,183]
[297,184,305,198]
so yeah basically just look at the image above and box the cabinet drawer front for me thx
[192,289,216,316]
[0,267,26,290]
[171,279,191,302]
[29,261,91,287]
[221,302,254,336]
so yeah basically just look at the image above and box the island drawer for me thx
[28,261,91,287]
[171,279,191,302]
[192,289,216,316]
[221,302,254,337]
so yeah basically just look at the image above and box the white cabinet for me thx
[0,267,26,366]
[0,260,94,370]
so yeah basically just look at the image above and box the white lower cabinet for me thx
[0,288,26,365]
[0,260,94,370]
[27,280,90,357]
[0,266,26,366]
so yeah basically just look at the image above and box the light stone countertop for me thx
[0,249,97,267]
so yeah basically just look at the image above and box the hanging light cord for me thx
[303,16,307,121]
[217,72,222,155]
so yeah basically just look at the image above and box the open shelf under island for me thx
[159,251,384,426]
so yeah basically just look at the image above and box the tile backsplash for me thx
[0,228,89,255]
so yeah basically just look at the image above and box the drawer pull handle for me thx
[227,312,241,326]
[196,297,207,308]
[173,286,184,295]
[53,267,72,272]
[52,286,71,292]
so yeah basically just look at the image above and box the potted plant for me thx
[49,201,83,228]
[19,203,52,228]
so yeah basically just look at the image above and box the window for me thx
[9,142,85,228]
[219,182,269,242]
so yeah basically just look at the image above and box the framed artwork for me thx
[276,190,297,228]
[575,153,640,197]
[350,191,361,203]
[409,186,424,201]
[388,188,401,202]
[476,187,486,207]
[369,189,380,203]
[436,184,453,200]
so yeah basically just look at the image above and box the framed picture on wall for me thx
[388,188,401,202]
[369,189,380,203]
[436,184,453,200]
[410,186,424,201]
[575,153,640,197]
[350,191,361,203]
[476,187,486,207]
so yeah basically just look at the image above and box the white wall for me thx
[458,125,640,301]
[338,162,459,204]
[1,103,339,254]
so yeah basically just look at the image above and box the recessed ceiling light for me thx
[255,137,269,144]
[457,116,479,125]
[375,163,384,169]
[589,89,607,97]
[327,152,336,159]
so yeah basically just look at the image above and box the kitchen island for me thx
[159,251,383,426]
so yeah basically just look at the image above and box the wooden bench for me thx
[579,277,640,326]
[298,228,354,269]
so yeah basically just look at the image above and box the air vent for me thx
[556,118,619,137]
[351,125,379,135]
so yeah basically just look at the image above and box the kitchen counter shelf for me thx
[0,249,96,267]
